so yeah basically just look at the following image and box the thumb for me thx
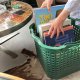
[47,3,51,11]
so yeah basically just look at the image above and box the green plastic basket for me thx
[29,17,80,79]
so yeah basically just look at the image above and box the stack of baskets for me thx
[29,17,80,79]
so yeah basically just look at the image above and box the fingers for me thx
[48,23,56,38]
[41,1,46,8]
[60,26,64,35]
[56,26,64,38]
[56,28,60,39]
[50,27,56,38]
[48,24,64,39]
[41,0,51,11]
[47,2,51,11]
[48,24,54,35]
[47,0,53,11]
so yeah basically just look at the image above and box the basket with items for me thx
[29,5,80,79]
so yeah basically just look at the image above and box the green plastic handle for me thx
[64,40,80,49]
[68,16,80,27]
[69,16,80,21]
[29,23,42,44]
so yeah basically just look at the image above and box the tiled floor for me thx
[32,59,80,80]
[6,53,80,80]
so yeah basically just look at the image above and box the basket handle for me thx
[29,23,42,44]
[68,16,80,26]
[64,40,80,49]
[69,16,80,21]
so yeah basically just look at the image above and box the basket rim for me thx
[29,24,70,50]
[30,19,80,50]
[35,35,66,50]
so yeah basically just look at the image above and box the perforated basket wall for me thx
[29,19,80,79]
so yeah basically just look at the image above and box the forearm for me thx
[56,9,70,24]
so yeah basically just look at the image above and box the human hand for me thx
[48,18,64,38]
[41,0,53,11]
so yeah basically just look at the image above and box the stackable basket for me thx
[29,17,80,79]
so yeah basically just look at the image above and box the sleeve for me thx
[64,0,80,12]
